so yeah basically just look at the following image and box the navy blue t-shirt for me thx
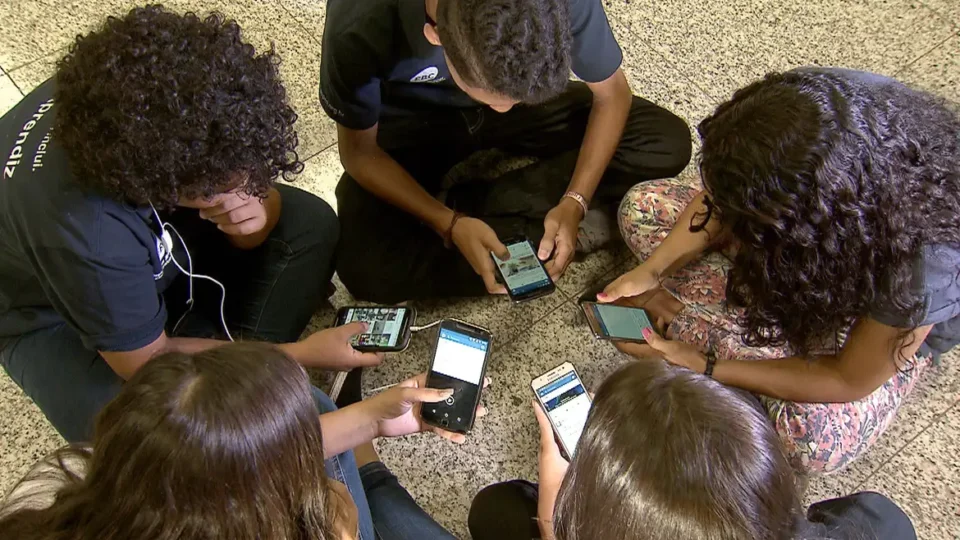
[0,80,177,352]
[319,0,624,130]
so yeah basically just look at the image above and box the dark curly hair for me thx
[697,70,960,357]
[54,5,302,208]
[436,0,572,103]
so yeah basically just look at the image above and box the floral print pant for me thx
[618,178,933,475]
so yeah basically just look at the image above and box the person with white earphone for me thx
[0,6,380,445]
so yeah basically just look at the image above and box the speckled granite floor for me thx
[1,1,958,538]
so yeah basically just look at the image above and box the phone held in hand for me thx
[580,301,657,343]
[421,319,493,434]
[491,236,556,302]
[532,362,592,458]
[334,306,416,352]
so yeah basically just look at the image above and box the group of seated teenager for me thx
[0,1,956,539]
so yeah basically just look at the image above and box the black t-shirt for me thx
[0,79,177,352]
[319,0,623,130]
[799,491,917,540]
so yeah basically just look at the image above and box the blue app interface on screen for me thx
[591,304,654,339]
[492,241,551,296]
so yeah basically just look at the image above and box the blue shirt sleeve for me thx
[320,28,383,130]
[28,205,167,352]
[568,0,623,83]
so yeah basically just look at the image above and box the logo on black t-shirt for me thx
[410,66,442,83]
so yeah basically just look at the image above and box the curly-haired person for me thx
[599,68,960,474]
[0,6,380,444]
[320,0,692,304]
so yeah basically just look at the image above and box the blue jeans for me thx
[0,185,338,442]
[311,388,454,540]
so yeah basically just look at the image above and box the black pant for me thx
[468,481,917,540]
[336,83,692,303]
[0,185,338,442]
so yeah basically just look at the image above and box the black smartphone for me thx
[491,236,556,302]
[580,301,657,343]
[334,306,415,352]
[421,319,493,434]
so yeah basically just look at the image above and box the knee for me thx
[625,98,693,177]
[276,186,340,255]
[335,243,405,304]
[617,179,686,230]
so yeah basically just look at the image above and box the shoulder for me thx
[323,0,398,51]
[802,491,916,540]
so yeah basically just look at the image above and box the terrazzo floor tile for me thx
[279,0,327,41]
[0,74,22,116]
[897,34,960,101]
[859,405,960,539]
[285,146,343,214]
[5,49,59,94]
[802,349,960,498]
[0,372,64,496]
[605,0,957,102]
[922,0,960,28]
[0,0,131,69]
[372,303,635,538]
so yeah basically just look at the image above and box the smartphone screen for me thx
[423,322,492,433]
[492,239,553,299]
[340,307,410,348]
[534,367,591,456]
[585,303,655,340]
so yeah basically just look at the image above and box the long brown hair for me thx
[0,344,339,540]
[554,361,801,540]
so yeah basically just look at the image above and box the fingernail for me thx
[642,327,652,338]
[442,389,454,396]
[597,292,608,300]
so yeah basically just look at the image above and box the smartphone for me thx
[581,301,656,342]
[421,319,493,434]
[491,236,556,302]
[334,306,415,352]
[532,363,592,458]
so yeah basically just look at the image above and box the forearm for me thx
[343,143,454,234]
[713,355,877,403]
[225,187,282,250]
[104,335,224,380]
[643,190,726,277]
[318,402,380,457]
[567,77,632,200]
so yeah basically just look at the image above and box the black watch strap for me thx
[704,352,717,378]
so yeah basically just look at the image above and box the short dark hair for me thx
[54,5,302,208]
[0,343,340,539]
[436,0,572,103]
[554,361,801,540]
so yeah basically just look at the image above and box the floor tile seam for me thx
[918,2,960,31]
[893,29,959,78]
[606,11,732,104]
[488,292,573,354]
[889,19,959,77]
[277,1,325,49]
[848,408,952,493]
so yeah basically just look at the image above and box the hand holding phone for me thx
[367,372,489,445]
[335,306,415,352]
[491,236,556,302]
[293,325,384,370]
[450,217,509,295]
[581,301,657,343]
[421,319,493,434]
[532,363,592,458]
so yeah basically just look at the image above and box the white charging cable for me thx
[410,318,443,333]
[150,203,234,342]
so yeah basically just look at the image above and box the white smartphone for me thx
[531,362,592,457]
